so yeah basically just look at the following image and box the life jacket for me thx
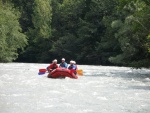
[74,65,78,70]
[68,64,76,70]
[59,62,68,68]
[48,63,58,70]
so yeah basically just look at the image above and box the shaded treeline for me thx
[0,0,150,68]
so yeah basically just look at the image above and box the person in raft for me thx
[47,59,58,73]
[59,58,68,68]
[68,60,77,75]
[73,61,78,70]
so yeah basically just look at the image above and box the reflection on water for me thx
[0,63,150,113]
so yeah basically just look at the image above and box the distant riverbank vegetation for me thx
[0,0,150,68]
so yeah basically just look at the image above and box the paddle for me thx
[76,69,83,76]
[38,69,47,75]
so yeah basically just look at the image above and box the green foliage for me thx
[18,0,53,63]
[50,0,85,62]
[11,0,34,32]
[109,0,150,68]
[31,0,52,39]
[76,0,119,64]
[2,0,149,68]
[0,3,27,62]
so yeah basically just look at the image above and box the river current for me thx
[0,63,150,113]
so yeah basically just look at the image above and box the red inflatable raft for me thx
[47,68,78,79]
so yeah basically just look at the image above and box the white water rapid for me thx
[0,63,150,113]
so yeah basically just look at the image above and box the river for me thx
[0,63,150,113]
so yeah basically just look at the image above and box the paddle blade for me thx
[38,72,46,75]
[39,69,47,73]
[77,69,83,76]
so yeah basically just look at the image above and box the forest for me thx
[0,0,150,68]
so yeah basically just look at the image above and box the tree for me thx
[50,0,85,62]
[18,0,53,63]
[76,0,118,64]
[0,1,27,62]
[109,0,150,68]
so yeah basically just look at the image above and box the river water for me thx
[0,63,150,113]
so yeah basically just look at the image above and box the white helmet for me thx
[73,61,76,64]
[62,58,65,61]
[53,59,57,63]
[70,60,74,64]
